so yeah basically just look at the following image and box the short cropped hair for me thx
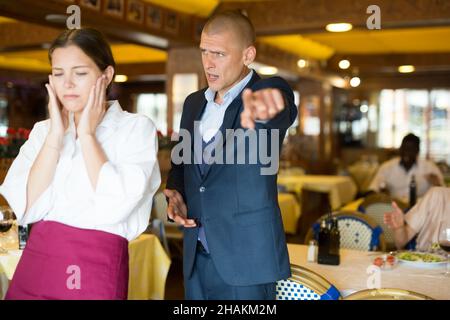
[203,10,256,48]
[401,133,420,150]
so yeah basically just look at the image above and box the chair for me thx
[347,160,379,194]
[359,193,408,250]
[359,192,408,212]
[148,218,170,255]
[276,264,341,300]
[150,192,184,256]
[344,288,433,300]
[305,211,386,252]
[298,189,331,243]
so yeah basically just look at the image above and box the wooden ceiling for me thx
[0,0,449,87]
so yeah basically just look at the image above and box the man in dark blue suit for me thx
[164,10,297,300]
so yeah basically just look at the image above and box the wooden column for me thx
[165,46,205,132]
[294,78,335,173]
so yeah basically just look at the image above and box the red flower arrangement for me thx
[0,127,31,158]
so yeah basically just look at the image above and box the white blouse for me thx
[0,101,161,241]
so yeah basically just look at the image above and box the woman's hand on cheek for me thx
[77,75,107,137]
[46,75,69,145]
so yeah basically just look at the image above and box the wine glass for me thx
[0,207,14,254]
[438,219,450,277]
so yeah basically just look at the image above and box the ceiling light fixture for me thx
[350,76,361,87]
[114,75,128,82]
[326,23,353,32]
[398,65,415,73]
[259,66,278,75]
[339,59,351,69]
[297,59,307,68]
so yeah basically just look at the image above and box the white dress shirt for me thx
[405,187,450,251]
[368,156,444,203]
[0,101,161,241]
[199,69,253,142]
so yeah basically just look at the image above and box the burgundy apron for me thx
[5,220,129,300]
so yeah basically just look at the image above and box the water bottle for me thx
[329,217,341,262]
[318,220,330,264]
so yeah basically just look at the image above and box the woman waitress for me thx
[0,28,161,299]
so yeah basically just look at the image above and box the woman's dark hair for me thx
[48,28,115,93]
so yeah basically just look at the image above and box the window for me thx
[135,93,167,134]
[0,94,8,137]
[172,74,198,133]
[378,89,450,163]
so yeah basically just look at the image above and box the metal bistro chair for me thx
[305,211,386,252]
[150,192,184,256]
[344,288,433,300]
[276,264,341,300]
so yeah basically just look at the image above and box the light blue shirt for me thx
[199,69,254,142]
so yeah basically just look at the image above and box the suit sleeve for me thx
[165,97,191,202]
[251,76,298,131]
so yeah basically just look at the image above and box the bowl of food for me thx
[373,253,397,270]
[395,251,446,269]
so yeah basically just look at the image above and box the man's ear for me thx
[104,66,115,86]
[243,45,256,66]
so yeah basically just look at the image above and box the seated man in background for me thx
[368,133,443,203]
[384,187,450,251]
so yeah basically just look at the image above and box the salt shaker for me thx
[307,240,318,262]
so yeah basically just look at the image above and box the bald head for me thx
[203,10,256,49]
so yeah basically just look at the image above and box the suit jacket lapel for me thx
[182,90,207,181]
[186,91,208,144]
[201,72,261,181]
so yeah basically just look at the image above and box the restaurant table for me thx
[288,244,450,300]
[278,193,301,234]
[0,233,171,300]
[0,249,21,299]
[277,175,357,211]
[128,233,171,300]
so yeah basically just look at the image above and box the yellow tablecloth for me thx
[128,233,171,300]
[0,233,171,300]
[288,244,450,299]
[278,193,301,234]
[0,250,21,299]
[277,175,357,210]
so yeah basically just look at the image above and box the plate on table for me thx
[396,251,447,269]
